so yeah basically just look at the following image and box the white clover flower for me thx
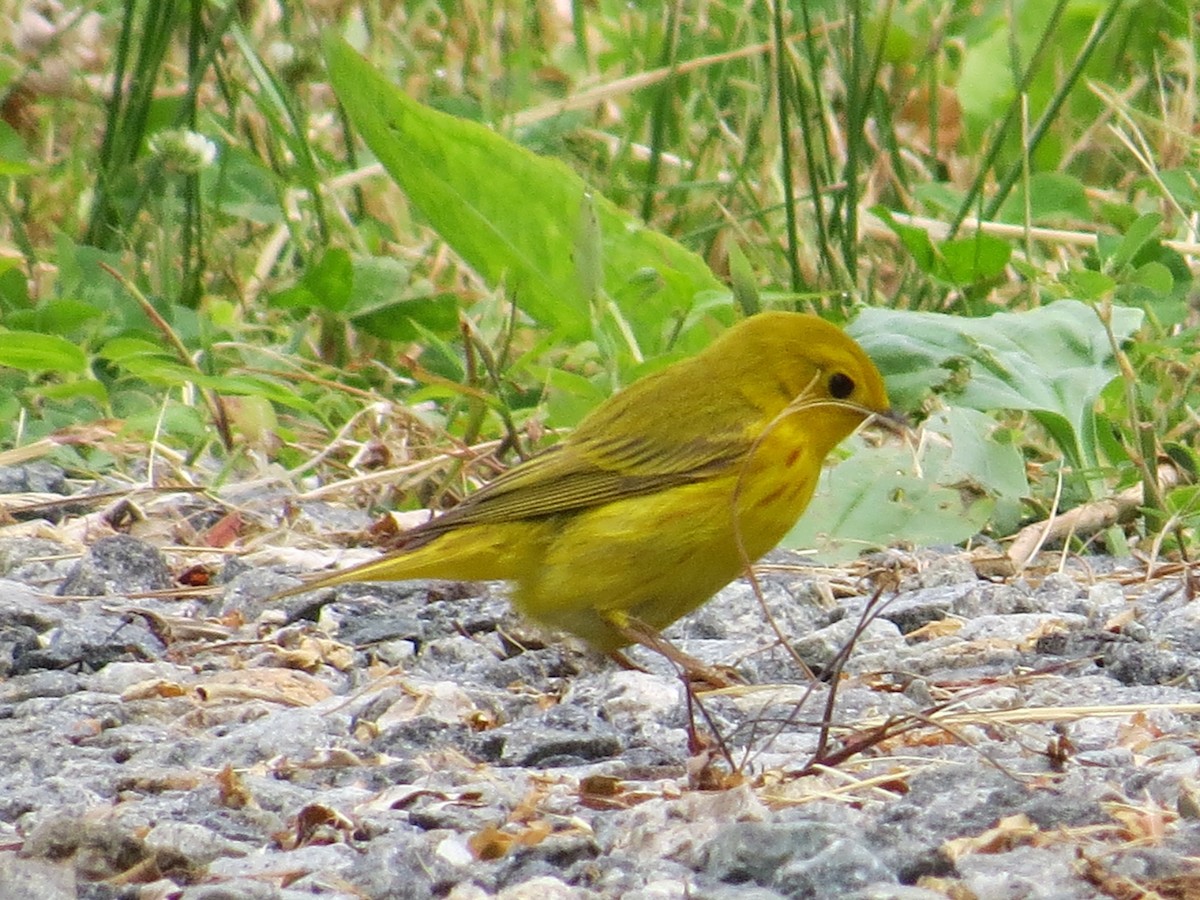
[149,129,219,174]
[267,41,296,67]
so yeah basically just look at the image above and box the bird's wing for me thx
[396,356,766,544]
[402,413,752,541]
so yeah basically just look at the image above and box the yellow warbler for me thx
[287,312,891,655]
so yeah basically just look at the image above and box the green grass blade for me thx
[324,35,724,351]
[948,0,1071,237]
[983,0,1124,222]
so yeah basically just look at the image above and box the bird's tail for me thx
[271,519,548,599]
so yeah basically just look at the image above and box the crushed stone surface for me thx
[0,471,1198,899]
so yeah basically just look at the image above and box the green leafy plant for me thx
[0,2,1195,559]
[324,36,727,359]
[851,300,1143,476]
[316,38,1185,556]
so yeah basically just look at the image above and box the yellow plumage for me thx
[287,312,891,653]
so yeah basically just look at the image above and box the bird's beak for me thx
[870,407,910,437]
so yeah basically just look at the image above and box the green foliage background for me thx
[0,0,1196,557]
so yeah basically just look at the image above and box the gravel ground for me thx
[1,466,1199,899]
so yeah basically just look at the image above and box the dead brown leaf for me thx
[942,813,1042,861]
[285,802,359,849]
[905,618,964,641]
[120,678,188,701]
[216,764,254,810]
[194,668,333,707]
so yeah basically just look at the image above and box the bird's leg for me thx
[603,611,741,778]
[600,611,743,690]
[605,649,650,673]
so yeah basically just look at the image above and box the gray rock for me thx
[217,567,305,622]
[0,534,1196,899]
[0,580,63,630]
[955,844,1093,899]
[703,820,892,897]
[1104,641,1200,688]
[0,540,75,583]
[899,552,979,589]
[20,810,151,881]
[344,831,482,899]
[954,581,1043,616]
[874,583,973,633]
[319,594,426,646]
[847,888,949,900]
[83,659,196,694]
[10,608,163,674]
[143,820,248,867]
[0,853,75,900]
[0,670,80,702]
[483,703,624,767]
[179,882,284,900]
[205,842,357,882]
[789,616,902,674]
[0,462,68,495]
[57,535,173,596]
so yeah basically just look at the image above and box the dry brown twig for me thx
[1007,464,1185,571]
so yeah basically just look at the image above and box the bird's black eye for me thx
[828,372,855,399]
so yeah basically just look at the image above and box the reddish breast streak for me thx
[785,446,802,468]
[754,483,787,509]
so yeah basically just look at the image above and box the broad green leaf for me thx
[909,182,965,218]
[269,284,321,311]
[938,406,1029,534]
[849,300,1144,472]
[786,407,1029,557]
[196,374,320,415]
[0,121,34,175]
[123,404,210,442]
[1104,212,1162,272]
[0,332,88,373]
[1164,441,1198,481]
[1164,484,1200,522]
[957,28,1012,129]
[111,357,199,385]
[872,206,936,271]
[1106,234,1191,325]
[872,207,1010,285]
[28,298,106,336]
[996,172,1091,224]
[204,144,285,225]
[305,247,354,312]
[1129,261,1173,296]
[1066,220,1190,322]
[541,367,611,430]
[342,256,411,316]
[41,380,109,404]
[53,235,125,312]
[935,407,1028,499]
[939,234,1011,284]
[110,351,321,417]
[404,325,468,384]
[786,438,993,561]
[1157,168,1200,209]
[1059,268,1116,300]
[270,247,353,312]
[99,336,173,363]
[323,35,724,351]
[0,159,35,176]
[352,295,459,341]
[0,263,29,310]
